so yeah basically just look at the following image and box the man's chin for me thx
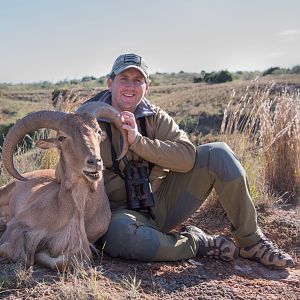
[121,103,138,112]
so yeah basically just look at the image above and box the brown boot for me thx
[184,226,238,262]
[239,237,294,269]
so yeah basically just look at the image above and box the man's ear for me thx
[145,81,150,96]
[107,77,113,92]
[101,131,107,141]
[35,138,59,149]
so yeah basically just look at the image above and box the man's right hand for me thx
[121,111,139,145]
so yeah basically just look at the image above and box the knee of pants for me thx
[101,213,160,261]
[196,142,245,182]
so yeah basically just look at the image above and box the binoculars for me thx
[124,161,154,210]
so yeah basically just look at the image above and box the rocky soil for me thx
[0,202,299,299]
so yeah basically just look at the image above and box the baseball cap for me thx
[109,53,149,81]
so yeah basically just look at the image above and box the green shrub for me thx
[0,126,49,153]
[70,79,80,85]
[98,77,105,84]
[51,88,70,108]
[40,81,52,89]
[262,67,280,76]
[291,65,300,74]
[194,70,233,84]
[213,70,233,83]
[0,123,14,148]
[193,76,202,83]
[179,116,198,133]
[82,76,96,82]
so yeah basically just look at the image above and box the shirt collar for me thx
[98,90,156,121]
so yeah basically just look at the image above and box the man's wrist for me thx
[129,132,142,149]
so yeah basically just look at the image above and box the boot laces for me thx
[259,237,284,257]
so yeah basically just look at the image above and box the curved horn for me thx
[76,102,129,160]
[2,111,66,181]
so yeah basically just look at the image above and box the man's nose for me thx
[125,80,135,88]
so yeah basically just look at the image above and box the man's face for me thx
[108,68,149,113]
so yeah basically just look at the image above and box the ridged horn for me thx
[76,102,129,160]
[2,111,66,181]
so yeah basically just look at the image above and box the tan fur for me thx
[0,114,111,270]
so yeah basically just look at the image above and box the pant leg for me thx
[153,142,263,247]
[101,209,197,261]
[101,142,263,262]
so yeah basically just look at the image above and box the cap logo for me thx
[124,54,141,65]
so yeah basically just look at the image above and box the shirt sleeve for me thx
[129,108,196,173]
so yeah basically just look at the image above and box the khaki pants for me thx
[100,142,263,261]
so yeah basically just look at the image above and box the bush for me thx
[82,76,96,82]
[262,67,280,76]
[40,81,52,89]
[0,123,13,149]
[291,65,300,74]
[194,70,233,84]
[179,116,198,134]
[51,89,69,106]
[98,77,105,84]
[193,77,202,83]
[70,79,80,85]
[213,70,233,83]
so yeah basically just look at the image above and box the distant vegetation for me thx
[0,68,300,204]
[0,65,299,89]
[262,65,300,76]
[193,70,233,84]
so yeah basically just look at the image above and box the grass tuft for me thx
[122,269,142,299]
[221,81,300,205]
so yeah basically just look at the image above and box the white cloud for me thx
[278,29,300,44]
[278,29,300,37]
[266,52,285,58]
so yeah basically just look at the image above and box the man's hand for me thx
[121,111,138,145]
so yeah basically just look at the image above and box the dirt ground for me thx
[0,202,299,299]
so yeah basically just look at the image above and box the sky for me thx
[0,0,299,83]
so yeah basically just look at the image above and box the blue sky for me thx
[0,0,299,83]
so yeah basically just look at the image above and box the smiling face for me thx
[108,68,149,113]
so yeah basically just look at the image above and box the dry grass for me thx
[0,148,43,186]
[221,80,300,205]
[0,260,142,299]
[0,261,105,299]
[0,129,50,186]
[0,93,49,125]
[51,89,95,113]
[54,262,105,300]
[0,90,90,185]
[121,269,142,299]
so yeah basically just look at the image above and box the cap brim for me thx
[113,65,148,81]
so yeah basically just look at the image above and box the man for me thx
[85,53,294,269]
